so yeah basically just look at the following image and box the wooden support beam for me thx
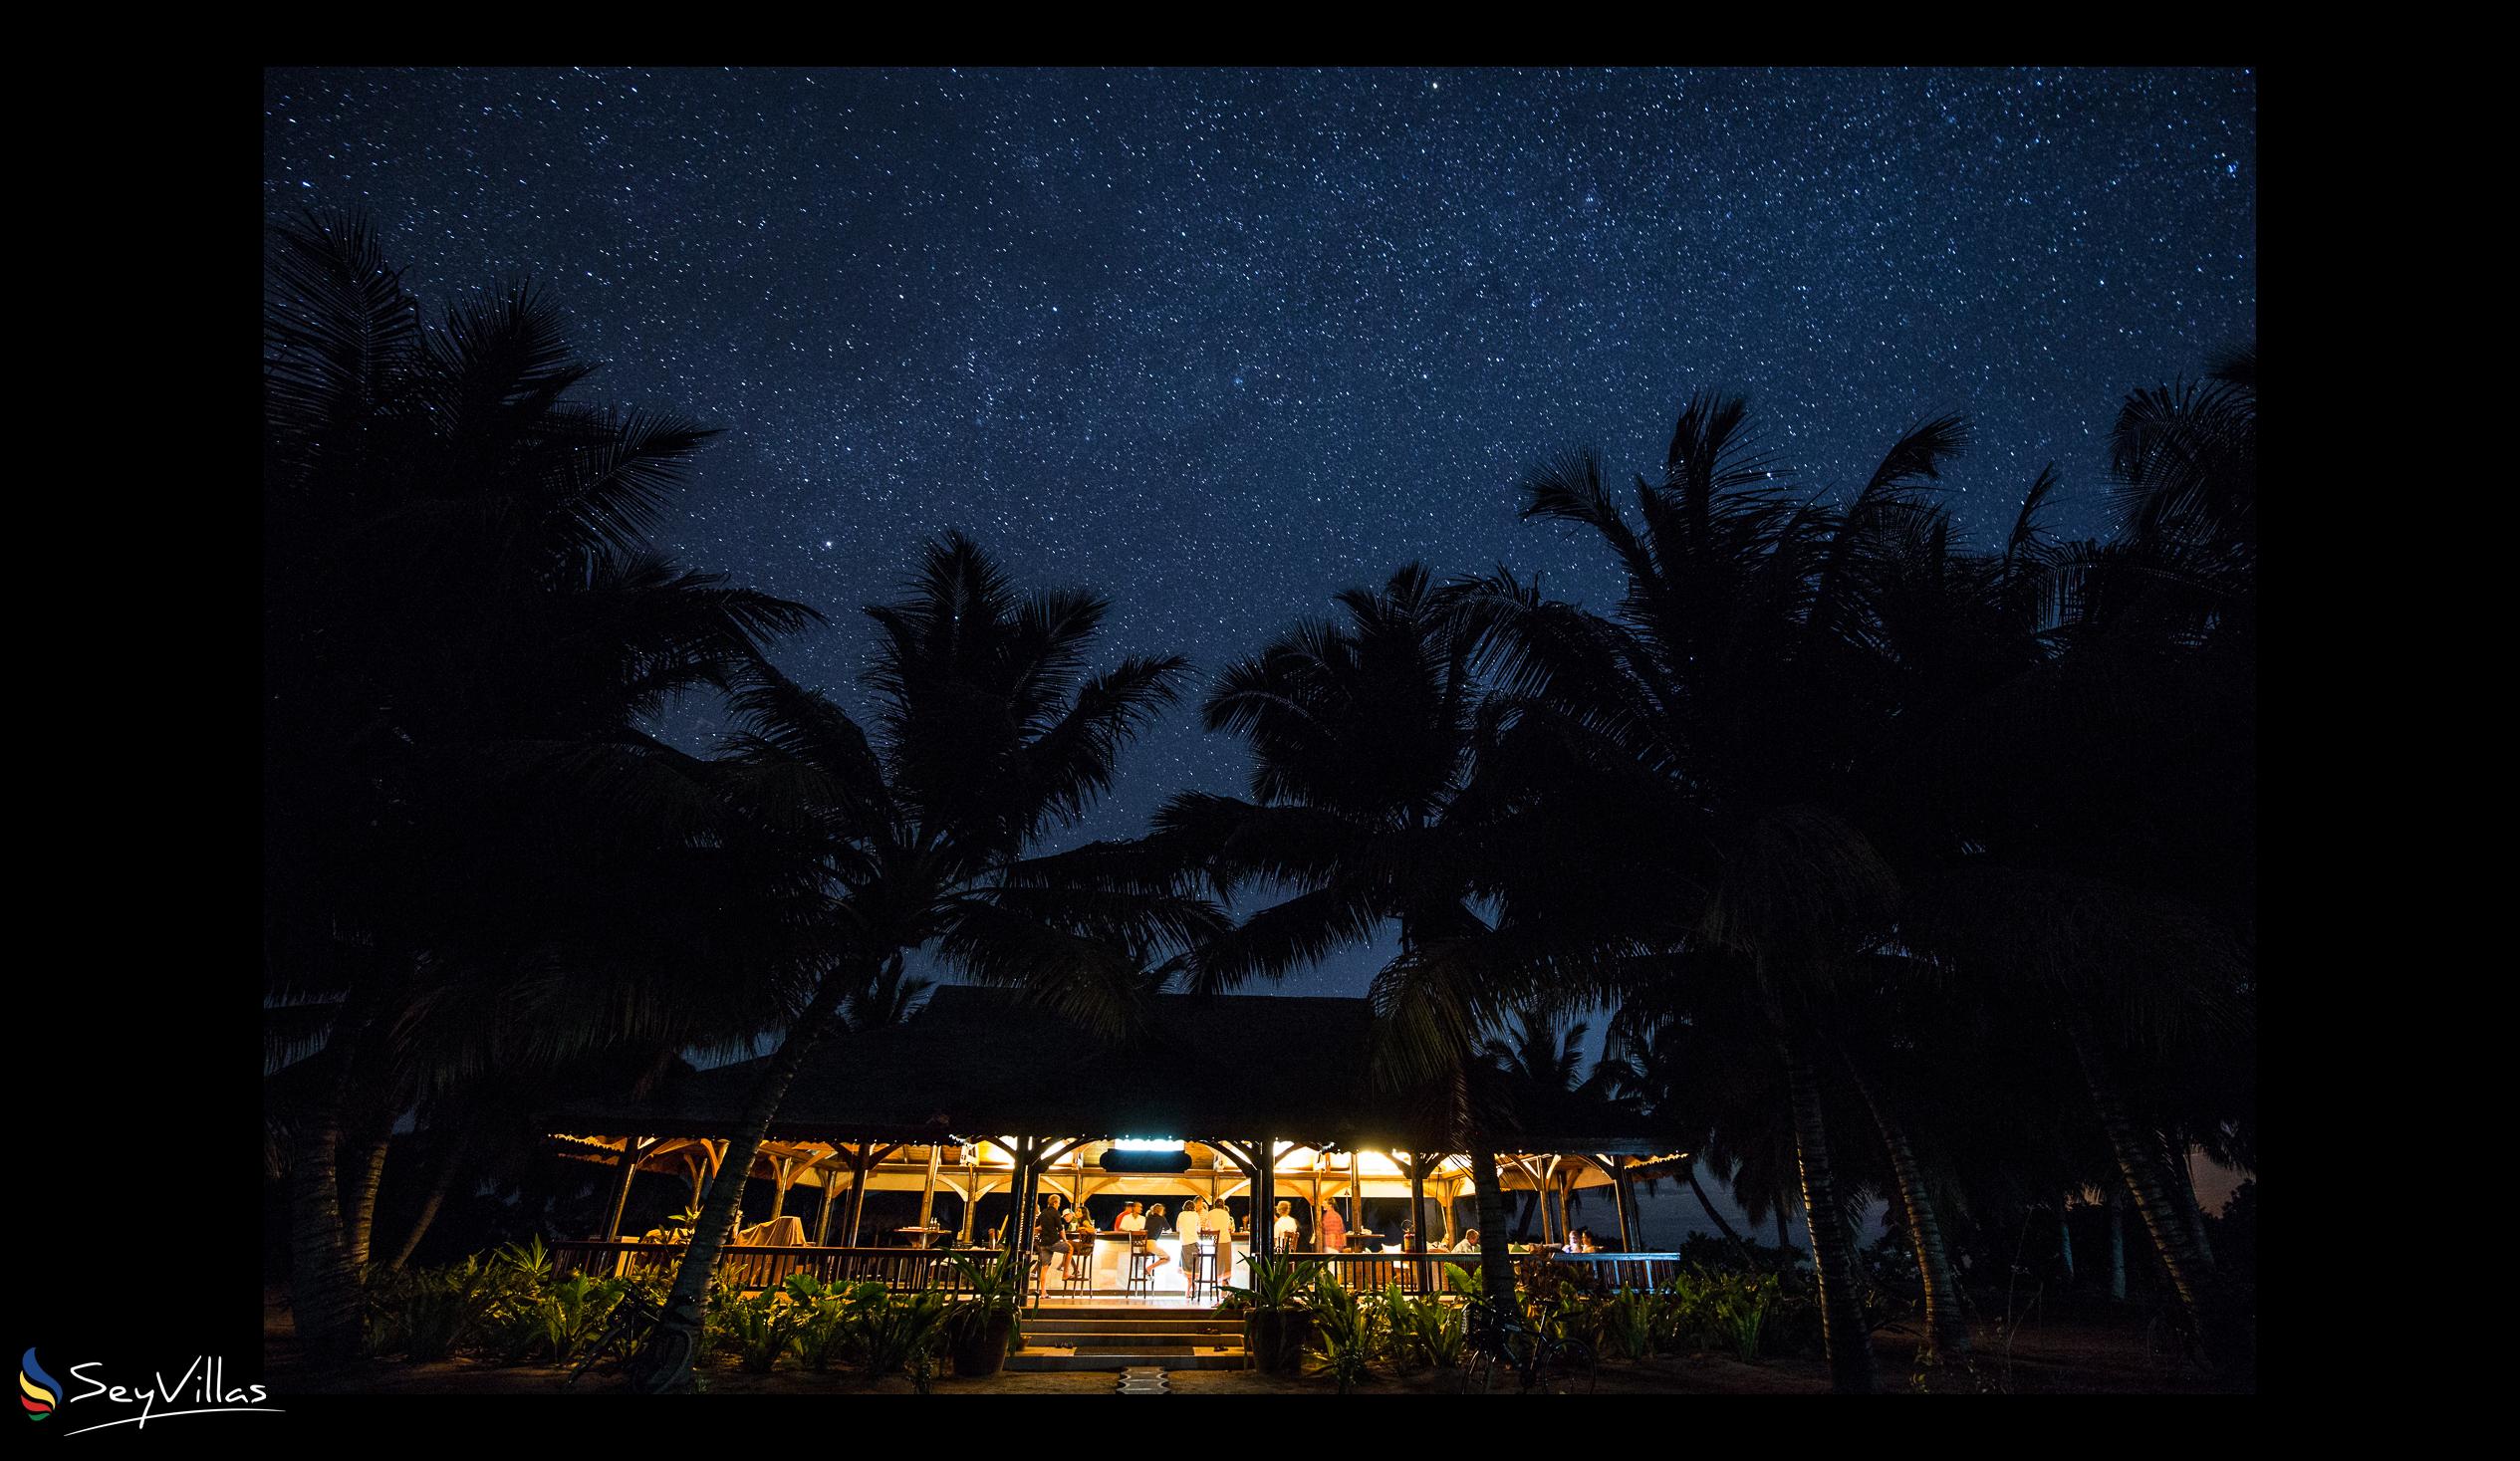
[916,1143,940,1237]
[767,1155,793,1221]
[1255,1136,1277,1263]
[814,1162,845,1245]
[602,1137,647,1242]
[1408,1150,1430,1292]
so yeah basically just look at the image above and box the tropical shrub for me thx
[1225,1255,1320,1373]
[941,1248,1027,1375]
[786,1277,854,1372]
[1386,1290,1465,1370]
[1603,1287,1655,1363]
[1303,1273,1375,1393]
[851,1284,948,1378]
[723,1290,800,1373]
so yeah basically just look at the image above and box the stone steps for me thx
[1007,1306,1247,1373]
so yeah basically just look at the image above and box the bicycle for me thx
[566,1288,670,1387]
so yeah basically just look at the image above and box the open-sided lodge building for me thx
[546,987,1692,1309]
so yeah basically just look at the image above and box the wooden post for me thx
[1254,1136,1276,1263]
[685,1151,707,1213]
[1312,1151,1324,1253]
[917,1143,940,1238]
[1408,1151,1430,1292]
[604,1137,643,1241]
[814,1163,841,1245]
[845,1144,873,1246]
[1007,1137,1036,1257]
[768,1155,792,1221]
[1613,1161,1637,1252]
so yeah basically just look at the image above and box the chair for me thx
[1189,1235,1220,1299]
[1126,1234,1156,1296]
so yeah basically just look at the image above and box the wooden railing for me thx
[551,1241,986,1294]
[550,1240,1692,1299]
[1286,1250,1690,1294]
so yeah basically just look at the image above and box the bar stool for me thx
[1062,1242,1090,1293]
[1190,1235,1220,1299]
[1126,1234,1155,1296]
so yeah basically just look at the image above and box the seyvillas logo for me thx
[20,1349,59,1420]
[21,1351,281,1436]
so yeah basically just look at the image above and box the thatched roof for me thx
[547,986,1675,1155]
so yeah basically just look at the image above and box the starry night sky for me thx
[263,66,2256,1002]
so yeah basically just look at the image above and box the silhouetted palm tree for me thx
[1120,565,1539,1307]
[263,211,817,1361]
[630,534,1219,1391]
[1435,392,1983,1390]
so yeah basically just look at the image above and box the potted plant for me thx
[1224,1254,1318,1372]
[942,1248,1026,1376]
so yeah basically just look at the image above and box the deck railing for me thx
[551,1241,983,1293]
[551,1240,1692,1298]
[1283,1250,1688,1294]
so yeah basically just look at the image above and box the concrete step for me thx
[1007,1350,1247,1373]
[1025,1335,1241,1349]
[1023,1320,1242,1335]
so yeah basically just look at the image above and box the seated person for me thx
[1271,1199,1302,1252]
[1116,1201,1169,1273]
[1452,1227,1483,1254]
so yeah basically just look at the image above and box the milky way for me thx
[263,66,2255,997]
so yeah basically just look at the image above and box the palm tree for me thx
[1124,565,1539,1310]
[842,954,937,1033]
[1482,1004,1632,1237]
[1438,392,1992,1390]
[629,534,1219,1391]
[263,211,818,1361]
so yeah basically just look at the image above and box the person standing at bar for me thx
[1032,1194,1071,1306]
[1319,1196,1347,1253]
[1175,1198,1203,1240]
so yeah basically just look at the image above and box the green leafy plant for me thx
[849,1284,947,1379]
[1303,1273,1375,1393]
[1603,1287,1654,1363]
[1225,1255,1321,1373]
[1707,1271,1779,1361]
[941,1248,1027,1375]
[719,1290,798,1373]
[785,1276,854,1372]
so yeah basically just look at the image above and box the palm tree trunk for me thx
[630,965,860,1393]
[2057,1197,2076,1285]
[1780,1038,1877,1394]
[385,1117,479,1276]
[2106,1190,2128,1302]
[343,1132,390,1270]
[2163,1130,2216,1265]
[385,1146,460,1275]
[2064,1014,2222,1355]
[1843,1060,1969,1361]
[1467,1140,1514,1313]
[285,979,385,1366]
[287,1096,361,1363]
[1684,1162,1762,1272]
